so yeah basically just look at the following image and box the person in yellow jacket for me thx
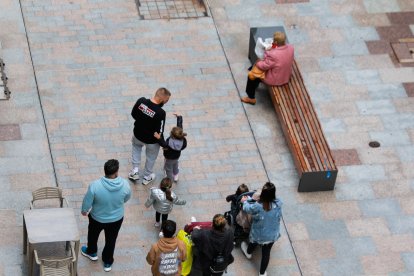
[146,220,187,276]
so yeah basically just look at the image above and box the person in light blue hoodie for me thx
[80,159,131,272]
[240,182,282,276]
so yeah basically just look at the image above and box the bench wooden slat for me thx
[288,65,327,171]
[286,74,323,171]
[281,83,318,171]
[276,85,311,172]
[272,71,324,172]
[291,61,336,170]
[268,60,337,182]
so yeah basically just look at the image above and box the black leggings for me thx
[155,212,168,223]
[247,242,274,274]
[245,77,261,99]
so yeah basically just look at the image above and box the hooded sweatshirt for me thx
[146,237,186,276]
[81,176,131,223]
[191,227,234,273]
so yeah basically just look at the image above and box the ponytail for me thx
[259,182,276,211]
[165,189,173,202]
[160,177,173,202]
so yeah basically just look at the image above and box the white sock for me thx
[133,167,138,173]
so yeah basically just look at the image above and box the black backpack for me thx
[209,251,228,274]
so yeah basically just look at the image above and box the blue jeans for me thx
[131,135,160,178]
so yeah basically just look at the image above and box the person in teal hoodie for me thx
[81,159,131,272]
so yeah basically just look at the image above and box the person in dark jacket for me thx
[129,87,171,185]
[191,214,234,276]
[225,183,249,219]
[154,114,187,182]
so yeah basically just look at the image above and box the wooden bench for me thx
[268,60,337,192]
[248,26,337,191]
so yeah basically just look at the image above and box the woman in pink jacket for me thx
[242,32,294,105]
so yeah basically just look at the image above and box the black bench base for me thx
[299,171,338,192]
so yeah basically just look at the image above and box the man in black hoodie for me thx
[191,214,234,276]
[129,87,171,185]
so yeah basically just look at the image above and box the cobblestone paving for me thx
[0,0,414,275]
[209,0,414,275]
[16,0,297,274]
[0,0,57,275]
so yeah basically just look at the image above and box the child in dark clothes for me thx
[154,114,187,182]
[226,184,249,219]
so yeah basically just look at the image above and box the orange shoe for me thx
[241,97,256,105]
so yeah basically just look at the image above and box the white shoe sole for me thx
[241,242,252,259]
[142,176,155,185]
[142,179,153,185]
[128,175,139,181]
[81,250,98,261]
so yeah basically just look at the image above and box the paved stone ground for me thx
[0,0,414,275]
[0,0,57,274]
[210,0,414,275]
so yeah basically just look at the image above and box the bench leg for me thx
[298,171,337,192]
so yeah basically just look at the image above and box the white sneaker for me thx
[103,263,112,272]
[259,272,267,276]
[173,174,179,182]
[190,216,197,222]
[241,241,252,259]
[159,231,164,238]
[128,170,139,181]
[154,222,160,228]
[142,173,155,185]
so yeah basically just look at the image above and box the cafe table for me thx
[23,207,80,276]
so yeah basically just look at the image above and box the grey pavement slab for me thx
[363,0,400,13]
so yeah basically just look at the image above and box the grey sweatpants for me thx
[131,136,160,178]
[164,158,179,181]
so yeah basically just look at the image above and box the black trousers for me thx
[247,242,274,274]
[155,212,168,223]
[86,215,123,265]
[245,77,261,99]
